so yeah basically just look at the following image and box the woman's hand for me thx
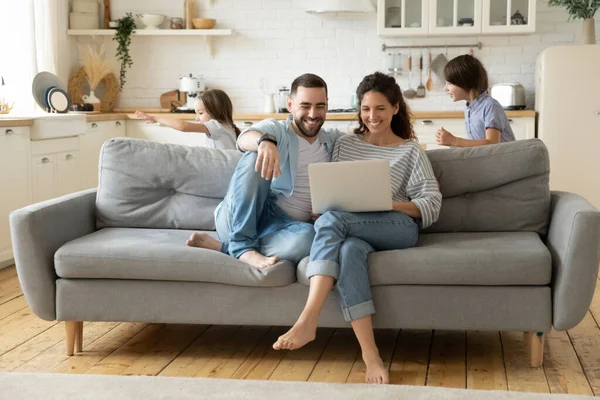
[255,141,281,180]
[311,213,321,222]
[135,111,156,124]
[435,127,456,146]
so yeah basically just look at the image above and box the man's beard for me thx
[293,116,324,138]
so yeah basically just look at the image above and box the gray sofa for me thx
[10,137,600,367]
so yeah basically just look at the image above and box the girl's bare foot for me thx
[363,353,389,384]
[186,233,222,252]
[272,319,318,350]
[239,250,279,270]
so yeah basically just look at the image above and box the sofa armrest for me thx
[548,191,600,331]
[9,189,97,321]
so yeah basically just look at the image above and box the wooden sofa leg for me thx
[65,321,83,356]
[524,332,545,368]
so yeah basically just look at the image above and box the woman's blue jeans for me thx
[307,211,419,322]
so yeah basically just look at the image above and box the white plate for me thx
[32,72,67,111]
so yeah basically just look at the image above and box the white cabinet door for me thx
[378,0,430,36]
[0,127,31,264]
[57,151,81,196]
[429,0,482,36]
[80,120,126,189]
[482,0,535,34]
[32,154,57,203]
[30,136,80,202]
[507,117,534,140]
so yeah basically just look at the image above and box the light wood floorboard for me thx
[1,266,599,395]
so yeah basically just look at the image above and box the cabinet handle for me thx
[115,121,122,126]
[66,154,74,160]
[243,122,253,127]
[596,112,600,115]
[41,157,50,164]
[4,129,14,135]
[508,119,514,123]
[421,120,434,125]
[91,123,98,128]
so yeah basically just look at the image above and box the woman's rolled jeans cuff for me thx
[341,300,376,322]
[306,260,339,280]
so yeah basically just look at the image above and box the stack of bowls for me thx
[70,0,100,30]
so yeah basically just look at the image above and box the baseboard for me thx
[0,249,14,269]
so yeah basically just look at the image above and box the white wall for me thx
[68,0,599,112]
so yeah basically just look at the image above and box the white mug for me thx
[263,94,275,113]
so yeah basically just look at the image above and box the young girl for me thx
[135,89,240,150]
[435,54,515,147]
[272,72,442,384]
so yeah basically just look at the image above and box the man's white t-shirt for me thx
[203,120,237,150]
[277,136,331,222]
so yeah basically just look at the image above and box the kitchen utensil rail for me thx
[381,42,482,52]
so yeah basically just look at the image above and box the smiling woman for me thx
[0,0,70,115]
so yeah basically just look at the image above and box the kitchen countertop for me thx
[1,109,536,127]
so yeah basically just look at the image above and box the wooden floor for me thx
[1,265,600,395]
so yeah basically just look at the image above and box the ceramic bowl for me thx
[138,13,166,29]
[192,18,216,29]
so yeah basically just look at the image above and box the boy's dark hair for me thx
[199,89,241,137]
[443,54,489,95]
[290,73,328,97]
[354,71,415,141]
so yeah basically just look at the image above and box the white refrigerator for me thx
[535,45,600,209]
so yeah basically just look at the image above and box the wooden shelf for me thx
[67,29,232,36]
[67,29,233,57]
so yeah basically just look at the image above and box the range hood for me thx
[306,0,376,13]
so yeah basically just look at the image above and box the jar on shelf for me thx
[170,17,184,29]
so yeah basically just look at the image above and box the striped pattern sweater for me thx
[333,134,442,228]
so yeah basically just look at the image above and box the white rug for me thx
[0,372,595,400]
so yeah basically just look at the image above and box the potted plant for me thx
[113,13,136,90]
[548,0,600,44]
[81,45,112,110]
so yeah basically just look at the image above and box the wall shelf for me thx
[67,29,233,57]
[67,29,232,36]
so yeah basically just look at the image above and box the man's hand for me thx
[255,141,281,180]
[435,127,456,146]
[135,111,157,124]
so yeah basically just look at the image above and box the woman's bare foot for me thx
[272,319,318,350]
[186,233,222,251]
[363,353,389,384]
[239,250,279,270]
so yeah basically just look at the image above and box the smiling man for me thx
[186,73,345,270]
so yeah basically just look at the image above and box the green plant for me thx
[548,0,600,19]
[113,13,136,91]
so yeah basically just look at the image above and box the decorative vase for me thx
[82,90,101,111]
[583,18,596,45]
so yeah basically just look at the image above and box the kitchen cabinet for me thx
[30,137,81,203]
[0,127,31,266]
[79,120,126,189]
[482,0,535,34]
[378,0,535,37]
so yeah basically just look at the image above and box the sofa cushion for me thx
[297,232,551,286]
[96,138,242,230]
[55,228,296,287]
[425,139,550,234]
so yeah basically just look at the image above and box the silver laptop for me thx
[308,159,393,214]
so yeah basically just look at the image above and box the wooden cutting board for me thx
[103,0,111,29]
[160,90,186,110]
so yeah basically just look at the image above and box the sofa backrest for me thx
[96,138,242,230]
[424,138,550,235]
[96,137,550,234]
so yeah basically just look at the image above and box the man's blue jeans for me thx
[306,211,419,322]
[214,151,314,263]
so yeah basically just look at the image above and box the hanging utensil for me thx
[426,49,434,91]
[403,51,417,99]
[416,50,426,98]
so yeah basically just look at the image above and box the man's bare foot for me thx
[239,250,279,270]
[186,233,222,252]
[272,319,317,350]
[363,353,389,384]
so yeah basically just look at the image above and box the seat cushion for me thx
[55,228,296,287]
[297,232,551,286]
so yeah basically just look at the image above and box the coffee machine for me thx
[174,73,205,113]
